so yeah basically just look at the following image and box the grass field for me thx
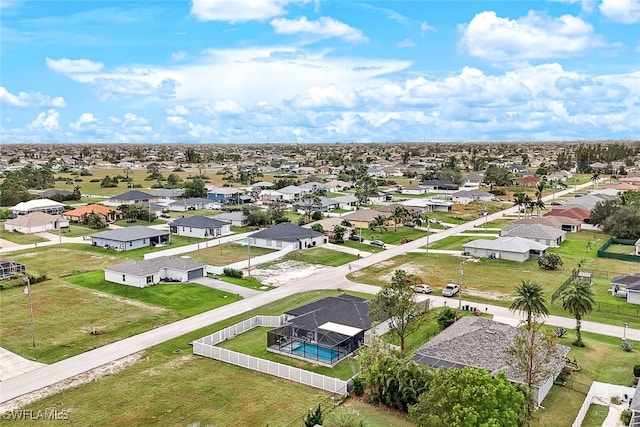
[59,223,99,237]
[67,270,238,317]
[217,275,273,291]
[0,281,180,363]
[10,246,124,277]
[0,224,48,245]
[183,242,276,266]
[5,290,371,427]
[283,247,358,266]
[429,234,497,250]
[341,240,384,253]
[359,227,428,245]
[580,404,609,427]
[113,218,165,227]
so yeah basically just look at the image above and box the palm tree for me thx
[513,193,527,219]
[591,172,600,189]
[392,206,408,230]
[509,280,550,327]
[560,279,595,347]
[535,182,546,217]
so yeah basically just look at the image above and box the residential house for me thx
[462,173,484,187]
[546,170,572,182]
[63,204,122,224]
[90,226,170,251]
[462,236,548,262]
[259,189,286,202]
[511,216,582,233]
[367,191,393,204]
[248,222,326,250]
[149,188,185,204]
[302,217,351,239]
[247,181,274,192]
[412,317,569,405]
[169,216,230,238]
[400,185,427,195]
[300,182,329,193]
[207,186,244,205]
[451,190,494,205]
[545,206,591,222]
[4,212,69,234]
[167,197,221,212]
[500,223,566,247]
[611,274,640,305]
[630,385,640,426]
[341,209,391,230]
[294,196,339,213]
[420,179,459,191]
[564,193,616,211]
[325,180,353,192]
[104,256,206,287]
[276,185,304,201]
[213,211,247,227]
[516,175,542,187]
[11,199,65,216]
[399,198,454,213]
[507,163,529,176]
[331,194,358,210]
[107,190,156,206]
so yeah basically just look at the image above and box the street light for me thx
[247,238,252,278]
[457,259,465,313]
[623,321,629,341]
[23,276,36,347]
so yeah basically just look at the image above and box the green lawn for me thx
[0,225,48,245]
[184,242,276,266]
[114,218,165,227]
[342,240,384,253]
[67,270,239,317]
[359,227,428,245]
[580,404,609,427]
[162,209,223,219]
[6,290,371,427]
[485,219,514,228]
[284,247,358,266]
[230,225,253,233]
[217,326,359,380]
[217,275,273,291]
[429,234,497,250]
[59,223,99,237]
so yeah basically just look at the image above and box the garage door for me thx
[187,268,204,280]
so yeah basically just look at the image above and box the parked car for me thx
[349,234,364,242]
[442,283,461,297]
[411,284,432,294]
[403,221,415,228]
[370,240,386,248]
[160,213,171,219]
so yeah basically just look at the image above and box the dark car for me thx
[160,213,171,219]
[370,240,386,248]
[349,235,364,242]
[403,221,415,228]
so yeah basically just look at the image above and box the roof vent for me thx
[485,329,496,334]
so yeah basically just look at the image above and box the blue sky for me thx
[1,0,639,143]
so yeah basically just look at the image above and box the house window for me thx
[122,275,126,282]
[143,239,147,244]
[129,241,133,247]
[146,276,153,284]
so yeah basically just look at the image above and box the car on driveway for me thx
[349,234,364,242]
[442,283,460,297]
[411,284,432,294]
[370,240,386,248]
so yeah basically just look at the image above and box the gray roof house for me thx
[169,216,230,238]
[412,317,569,405]
[213,211,247,227]
[611,273,640,305]
[167,197,220,211]
[631,385,640,426]
[451,190,495,204]
[500,223,566,247]
[108,190,155,206]
[463,236,547,262]
[249,222,326,250]
[91,226,170,251]
[104,256,206,287]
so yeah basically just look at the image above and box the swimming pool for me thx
[282,341,340,364]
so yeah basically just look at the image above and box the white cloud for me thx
[166,116,187,126]
[28,109,60,131]
[46,57,104,73]
[288,84,356,110]
[205,99,246,115]
[421,21,436,32]
[0,86,67,107]
[172,50,188,61]
[459,11,602,62]
[397,38,416,48]
[270,16,368,43]
[599,0,640,23]
[69,112,98,130]
[165,105,190,115]
[190,0,307,23]
[122,112,148,127]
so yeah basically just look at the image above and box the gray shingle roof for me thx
[171,216,227,228]
[110,190,154,201]
[213,211,246,222]
[286,294,373,332]
[412,317,569,386]
[105,256,206,276]
[91,225,169,241]
[501,223,566,240]
[249,222,322,241]
[463,236,547,253]
[168,197,213,207]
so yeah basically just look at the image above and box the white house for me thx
[167,197,221,212]
[277,185,304,201]
[451,190,494,204]
[11,199,65,216]
[104,256,206,287]
[213,211,247,227]
[500,223,566,247]
[169,216,230,238]
[611,274,640,305]
[91,226,170,251]
[248,222,326,250]
[4,212,69,234]
[399,198,454,213]
[463,236,548,262]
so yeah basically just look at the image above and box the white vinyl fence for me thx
[192,316,351,396]
[144,232,254,260]
[572,381,637,427]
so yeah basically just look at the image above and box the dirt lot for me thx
[252,260,329,287]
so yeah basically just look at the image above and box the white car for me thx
[411,284,432,294]
[442,283,460,297]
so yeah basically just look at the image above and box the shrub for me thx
[437,308,457,330]
[621,409,631,426]
[621,341,633,352]
[555,327,567,338]
[223,268,243,278]
[351,377,364,397]
[89,179,100,183]
[311,211,322,221]
[633,364,640,377]
[538,252,563,270]
[611,395,622,405]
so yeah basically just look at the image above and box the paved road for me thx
[3,179,628,405]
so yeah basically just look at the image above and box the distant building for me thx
[11,199,65,216]
[169,216,230,238]
[4,212,69,234]
[248,222,326,250]
[90,226,170,251]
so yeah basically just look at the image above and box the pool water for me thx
[283,341,340,364]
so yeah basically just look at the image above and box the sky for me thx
[1,0,639,144]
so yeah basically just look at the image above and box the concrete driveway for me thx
[191,277,262,298]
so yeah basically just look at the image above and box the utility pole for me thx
[23,276,36,347]
[247,238,252,278]
[425,218,430,255]
[457,260,465,314]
